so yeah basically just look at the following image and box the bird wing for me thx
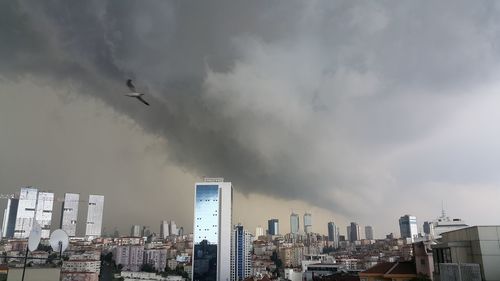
[126,79,136,92]
[137,96,150,106]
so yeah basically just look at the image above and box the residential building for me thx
[85,194,104,239]
[192,178,232,281]
[60,193,79,237]
[113,245,145,272]
[431,226,500,281]
[365,226,373,240]
[35,191,54,238]
[14,187,38,238]
[131,225,142,237]
[359,261,417,281]
[60,252,100,281]
[144,248,168,272]
[304,212,312,234]
[267,219,279,236]
[399,215,418,241]
[413,241,434,280]
[290,212,300,234]
[2,198,18,238]
[231,224,253,281]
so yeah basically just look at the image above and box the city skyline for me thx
[3,1,500,237]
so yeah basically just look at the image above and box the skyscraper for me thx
[327,222,338,247]
[303,212,312,233]
[169,220,178,236]
[255,226,264,238]
[290,212,300,234]
[192,178,232,281]
[131,225,142,237]
[14,187,39,238]
[365,225,374,240]
[36,191,54,238]
[423,221,434,236]
[60,193,79,237]
[231,224,253,281]
[85,195,104,239]
[160,220,170,239]
[2,198,18,238]
[346,226,351,242]
[267,219,279,236]
[399,215,418,241]
[349,222,360,242]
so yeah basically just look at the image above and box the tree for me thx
[140,263,156,273]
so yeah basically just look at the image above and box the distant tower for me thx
[399,215,418,241]
[169,220,177,236]
[192,178,232,281]
[267,219,279,236]
[346,226,351,242]
[290,212,300,234]
[255,225,264,238]
[349,222,360,242]
[231,224,253,281]
[2,198,18,238]
[130,225,142,237]
[14,187,39,238]
[60,193,80,237]
[36,191,54,238]
[327,222,338,247]
[85,195,104,239]
[365,226,374,240]
[303,212,312,233]
[160,220,170,239]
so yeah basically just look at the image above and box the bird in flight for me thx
[125,79,150,106]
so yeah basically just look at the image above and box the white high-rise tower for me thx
[85,195,104,239]
[60,193,79,237]
[192,178,232,281]
[36,191,54,238]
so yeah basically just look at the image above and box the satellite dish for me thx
[28,222,42,252]
[49,229,69,253]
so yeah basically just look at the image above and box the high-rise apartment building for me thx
[255,226,264,238]
[14,187,39,238]
[160,220,169,239]
[303,212,312,233]
[267,219,279,236]
[290,212,300,234]
[399,215,418,241]
[350,222,360,242]
[85,195,104,239]
[60,193,79,237]
[365,225,374,240]
[231,224,253,281]
[192,178,232,281]
[35,191,54,238]
[346,226,351,242]
[169,220,178,236]
[130,225,142,237]
[327,222,338,247]
[2,198,18,238]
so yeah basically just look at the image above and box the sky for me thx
[2,0,500,238]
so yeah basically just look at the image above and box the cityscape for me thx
[2,1,500,281]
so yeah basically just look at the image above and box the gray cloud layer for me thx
[2,1,500,233]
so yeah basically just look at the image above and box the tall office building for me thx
[60,193,79,237]
[327,222,338,247]
[192,178,232,281]
[14,187,39,238]
[346,226,351,242]
[290,212,300,234]
[399,215,418,241]
[303,212,312,233]
[231,224,253,281]
[267,219,279,236]
[349,222,360,242]
[160,220,170,239]
[2,198,19,238]
[255,226,264,238]
[131,225,142,237]
[169,220,178,236]
[85,195,104,239]
[36,191,54,238]
[423,221,433,236]
[365,226,374,240]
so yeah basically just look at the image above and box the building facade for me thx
[2,198,18,238]
[350,222,360,242]
[327,222,338,248]
[365,226,374,240]
[231,224,253,281]
[85,195,104,239]
[35,191,54,238]
[290,213,300,234]
[160,221,170,239]
[267,219,279,236]
[303,213,312,234]
[60,193,79,237]
[14,187,38,238]
[399,215,418,241]
[192,179,232,281]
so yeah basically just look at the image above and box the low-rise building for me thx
[359,261,417,281]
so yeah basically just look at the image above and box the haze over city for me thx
[3,0,500,239]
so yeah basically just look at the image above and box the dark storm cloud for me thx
[3,0,500,224]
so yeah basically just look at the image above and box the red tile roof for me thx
[361,262,395,274]
[386,261,416,275]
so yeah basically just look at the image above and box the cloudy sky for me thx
[2,0,500,238]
